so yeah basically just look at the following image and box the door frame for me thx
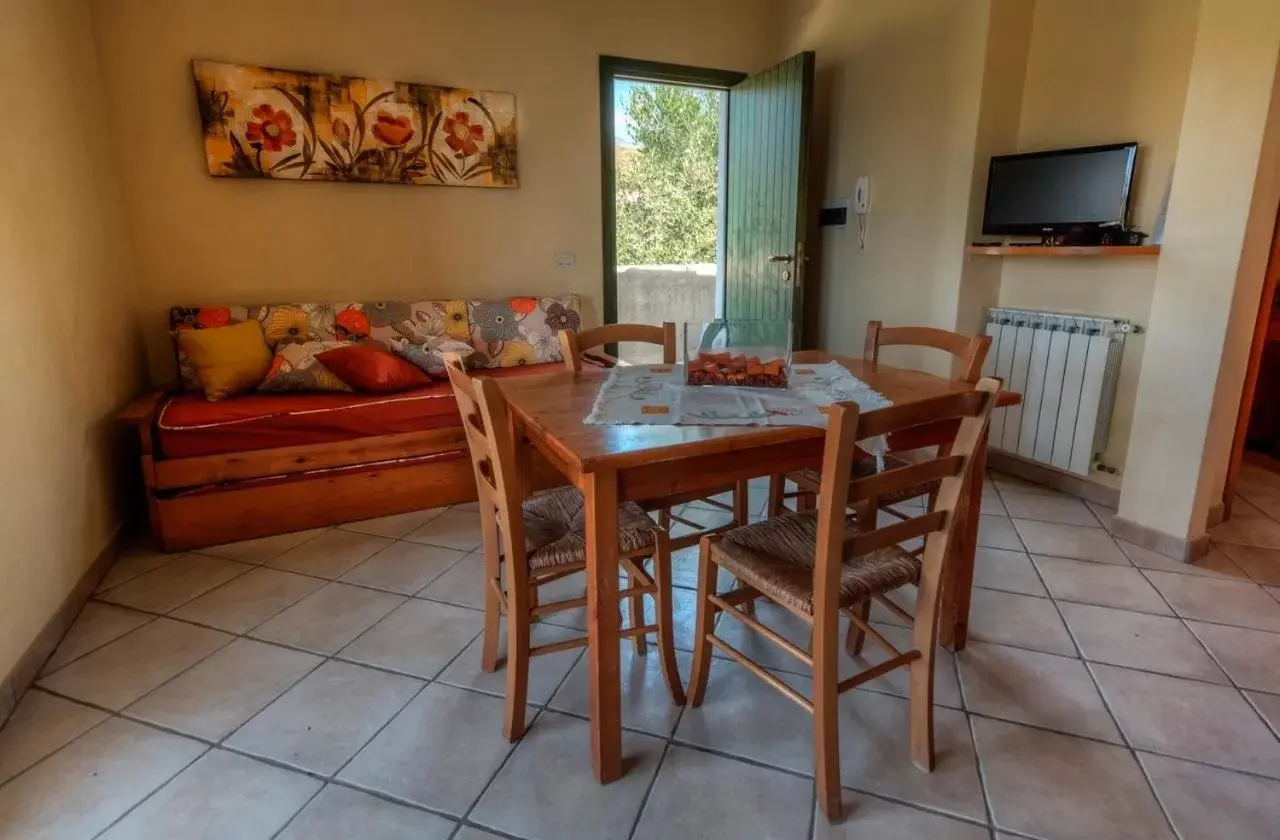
[1223,204,1280,519]
[598,56,746,327]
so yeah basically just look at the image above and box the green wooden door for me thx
[724,51,814,346]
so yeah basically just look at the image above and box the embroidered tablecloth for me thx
[585,361,893,455]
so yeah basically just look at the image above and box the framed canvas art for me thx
[192,59,518,188]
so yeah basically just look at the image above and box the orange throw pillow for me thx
[316,344,431,393]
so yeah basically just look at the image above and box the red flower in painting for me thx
[372,112,414,147]
[509,297,538,315]
[245,104,297,152]
[196,307,231,329]
[444,112,485,157]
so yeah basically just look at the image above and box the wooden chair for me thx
[767,321,992,518]
[558,322,677,372]
[444,353,685,741]
[688,380,999,821]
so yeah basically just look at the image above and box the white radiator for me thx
[983,307,1132,477]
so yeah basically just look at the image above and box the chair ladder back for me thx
[443,354,530,580]
[865,320,992,383]
[558,322,677,372]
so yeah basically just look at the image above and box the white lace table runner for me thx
[584,361,893,456]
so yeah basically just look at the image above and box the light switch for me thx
[555,252,576,268]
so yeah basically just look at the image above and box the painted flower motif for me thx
[530,332,561,362]
[372,112,414,147]
[499,342,536,367]
[263,306,316,345]
[171,307,199,330]
[473,301,520,342]
[335,306,371,341]
[362,301,412,328]
[509,297,538,315]
[444,112,485,158]
[543,302,581,333]
[245,104,297,152]
[439,300,471,340]
[332,118,351,146]
[196,307,232,329]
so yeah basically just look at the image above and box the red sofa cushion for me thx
[157,363,559,459]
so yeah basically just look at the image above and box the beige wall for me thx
[997,0,1200,480]
[0,0,144,682]
[1120,0,1280,540]
[88,0,784,383]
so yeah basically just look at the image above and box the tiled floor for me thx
[4,470,1280,838]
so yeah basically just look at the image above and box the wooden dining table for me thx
[495,349,1020,783]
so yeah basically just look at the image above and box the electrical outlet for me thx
[555,252,576,268]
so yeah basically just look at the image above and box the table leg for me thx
[583,469,622,782]
[940,432,986,650]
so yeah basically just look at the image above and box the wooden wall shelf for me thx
[965,244,1161,257]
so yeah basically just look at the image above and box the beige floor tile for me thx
[404,509,483,551]
[454,829,504,840]
[267,529,394,579]
[277,783,456,840]
[967,587,1076,656]
[417,553,486,610]
[977,515,1024,551]
[956,642,1121,743]
[869,587,917,627]
[1140,752,1280,840]
[339,599,484,679]
[708,597,810,671]
[973,547,1048,597]
[339,683,529,816]
[1185,621,1280,693]
[1120,540,1250,579]
[41,601,152,674]
[39,617,232,710]
[1059,602,1227,683]
[170,567,325,634]
[340,541,468,595]
[1210,515,1280,548]
[837,690,986,821]
[1245,690,1280,736]
[439,619,584,705]
[1013,518,1129,564]
[1232,495,1269,518]
[250,582,405,655]
[676,661,815,774]
[95,549,174,593]
[844,621,964,709]
[1218,543,1280,586]
[98,748,320,840]
[971,716,1174,840]
[97,554,253,614]
[470,711,664,840]
[813,794,989,840]
[1001,491,1101,527]
[528,568,588,629]
[1033,555,1172,614]
[1144,570,1280,632]
[1091,664,1280,778]
[633,746,812,840]
[0,717,204,840]
[125,638,322,741]
[550,646,689,736]
[980,489,1007,516]
[198,528,328,564]
[338,507,447,539]
[1086,500,1118,532]
[226,660,422,776]
[0,690,107,785]
[669,544,735,590]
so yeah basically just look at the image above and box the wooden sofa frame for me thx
[121,386,494,552]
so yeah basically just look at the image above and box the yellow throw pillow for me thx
[177,320,272,401]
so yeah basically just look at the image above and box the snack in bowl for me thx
[686,351,788,388]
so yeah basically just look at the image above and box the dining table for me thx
[495,349,1021,783]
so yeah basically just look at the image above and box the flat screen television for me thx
[981,142,1138,237]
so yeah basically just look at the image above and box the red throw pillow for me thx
[316,345,431,393]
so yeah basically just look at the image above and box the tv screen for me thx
[982,143,1138,236]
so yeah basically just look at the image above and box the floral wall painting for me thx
[192,59,518,188]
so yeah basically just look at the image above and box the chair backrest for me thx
[810,379,1000,625]
[443,353,528,582]
[864,321,992,383]
[558,323,677,372]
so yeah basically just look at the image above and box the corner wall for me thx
[0,0,145,690]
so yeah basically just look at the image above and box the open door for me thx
[724,51,814,346]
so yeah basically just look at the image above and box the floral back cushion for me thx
[467,295,580,368]
[257,341,353,393]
